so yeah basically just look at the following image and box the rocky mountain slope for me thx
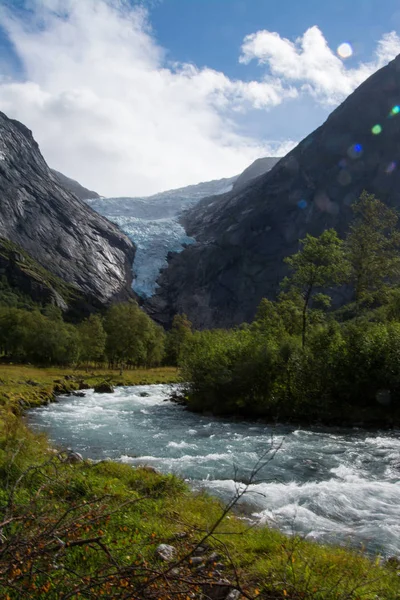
[146,54,400,329]
[87,159,278,299]
[0,112,135,310]
[51,169,100,201]
[232,157,280,192]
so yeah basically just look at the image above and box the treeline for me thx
[178,192,400,424]
[0,301,167,368]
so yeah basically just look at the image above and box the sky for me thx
[0,0,399,197]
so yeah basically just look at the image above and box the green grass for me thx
[0,364,180,413]
[0,366,399,599]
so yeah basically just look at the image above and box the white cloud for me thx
[0,3,398,196]
[240,26,400,105]
[0,0,295,196]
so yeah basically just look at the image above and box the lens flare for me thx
[337,43,353,59]
[297,199,307,209]
[391,106,400,116]
[371,124,382,135]
[347,144,363,159]
[386,161,397,174]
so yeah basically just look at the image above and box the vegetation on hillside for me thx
[179,193,400,426]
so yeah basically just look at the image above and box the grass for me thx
[0,365,399,599]
[0,364,180,413]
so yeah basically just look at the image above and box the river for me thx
[27,384,400,558]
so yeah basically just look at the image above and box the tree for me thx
[346,191,400,308]
[104,302,165,369]
[283,229,348,347]
[165,314,192,366]
[78,314,106,365]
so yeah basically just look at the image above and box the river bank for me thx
[1,365,400,599]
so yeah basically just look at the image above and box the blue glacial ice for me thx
[86,176,236,297]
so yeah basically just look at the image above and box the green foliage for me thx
[104,301,165,368]
[181,193,400,426]
[78,314,106,364]
[165,313,193,365]
[346,191,400,306]
[0,302,166,369]
[283,228,349,346]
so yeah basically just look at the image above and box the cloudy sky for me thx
[0,0,399,196]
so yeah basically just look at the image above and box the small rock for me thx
[139,391,150,397]
[195,546,206,554]
[156,544,176,562]
[173,532,188,539]
[207,552,221,564]
[188,556,204,567]
[226,591,241,600]
[26,379,39,386]
[93,382,114,394]
[72,391,85,397]
[63,451,84,464]
[140,465,160,474]
[202,580,231,600]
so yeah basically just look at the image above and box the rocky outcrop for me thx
[0,112,135,309]
[51,169,100,200]
[146,54,400,329]
[232,157,280,192]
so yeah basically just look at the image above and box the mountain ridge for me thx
[0,111,135,311]
[145,54,400,328]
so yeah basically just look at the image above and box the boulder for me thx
[93,382,114,394]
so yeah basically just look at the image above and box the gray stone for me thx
[189,556,204,566]
[156,544,176,562]
[64,451,83,464]
[226,591,241,600]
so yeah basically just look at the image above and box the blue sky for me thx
[0,0,399,196]
[149,0,400,74]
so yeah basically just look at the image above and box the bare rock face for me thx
[50,169,100,201]
[232,157,280,192]
[0,112,135,309]
[146,54,400,329]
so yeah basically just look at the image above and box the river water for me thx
[27,384,400,557]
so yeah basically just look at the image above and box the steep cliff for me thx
[0,112,135,310]
[146,54,400,329]
[51,169,100,201]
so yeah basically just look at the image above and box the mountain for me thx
[146,54,400,329]
[86,158,279,299]
[51,169,100,200]
[0,112,135,311]
[86,175,237,298]
[232,157,280,192]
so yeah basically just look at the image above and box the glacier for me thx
[86,176,236,297]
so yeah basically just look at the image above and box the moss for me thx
[0,236,80,306]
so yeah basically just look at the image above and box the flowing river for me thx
[28,384,400,558]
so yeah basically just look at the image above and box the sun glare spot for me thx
[297,199,307,209]
[391,106,400,116]
[386,161,397,174]
[337,43,353,59]
[371,124,382,135]
[347,144,363,159]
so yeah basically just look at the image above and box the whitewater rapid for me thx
[28,384,400,557]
